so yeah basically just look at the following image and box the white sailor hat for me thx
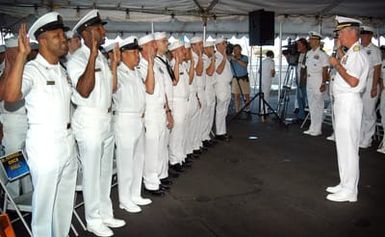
[30,42,39,50]
[184,42,191,49]
[138,34,154,46]
[215,37,226,45]
[5,37,18,48]
[102,42,117,53]
[154,32,167,40]
[28,12,69,41]
[335,16,362,31]
[120,36,141,51]
[65,30,80,39]
[308,31,322,40]
[204,40,215,48]
[0,45,5,53]
[361,25,375,34]
[168,40,184,51]
[190,36,203,44]
[73,9,107,34]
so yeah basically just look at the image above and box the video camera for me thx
[226,41,234,56]
[282,38,299,66]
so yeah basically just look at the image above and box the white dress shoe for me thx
[377,147,385,154]
[87,224,113,237]
[119,203,142,213]
[309,131,322,136]
[132,197,152,206]
[103,218,126,228]
[326,184,342,193]
[303,130,312,135]
[326,134,335,141]
[326,191,357,202]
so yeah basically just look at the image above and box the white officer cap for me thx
[73,9,107,35]
[0,45,5,53]
[361,25,375,34]
[30,42,39,50]
[65,30,74,39]
[190,36,202,44]
[215,37,226,45]
[5,37,18,48]
[120,36,141,51]
[335,16,362,31]
[204,40,215,48]
[308,31,322,40]
[28,12,69,42]
[168,40,184,51]
[103,42,117,53]
[184,42,191,49]
[154,32,167,41]
[138,34,154,46]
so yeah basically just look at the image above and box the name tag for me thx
[180,72,184,75]
[46,81,55,85]
[95,68,101,72]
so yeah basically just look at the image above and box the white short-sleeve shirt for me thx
[113,63,145,114]
[215,52,233,85]
[363,43,382,89]
[333,41,369,95]
[170,59,189,100]
[21,54,72,126]
[139,57,166,107]
[261,57,275,84]
[305,47,329,89]
[67,44,112,110]
[155,55,174,103]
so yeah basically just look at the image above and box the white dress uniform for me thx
[184,61,200,155]
[23,54,77,237]
[359,42,382,148]
[169,58,189,165]
[331,41,369,199]
[155,54,173,180]
[305,47,329,135]
[214,51,233,135]
[139,57,167,190]
[377,59,385,153]
[67,44,115,227]
[203,56,216,142]
[260,57,275,106]
[113,63,146,208]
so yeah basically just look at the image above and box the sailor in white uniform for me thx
[303,32,329,136]
[1,14,77,237]
[68,10,125,236]
[113,36,152,214]
[326,16,369,202]
[359,26,382,148]
[377,48,385,154]
[214,37,233,141]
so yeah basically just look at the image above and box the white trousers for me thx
[184,93,199,154]
[1,114,32,197]
[262,78,273,106]
[204,83,216,141]
[72,108,114,227]
[334,93,362,195]
[215,83,231,135]
[113,113,145,206]
[159,125,170,180]
[143,107,166,190]
[360,87,379,147]
[169,99,188,165]
[380,89,385,147]
[197,88,207,144]
[307,87,325,134]
[26,127,77,237]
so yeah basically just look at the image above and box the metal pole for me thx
[151,21,154,34]
[278,20,283,102]
[203,25,206,41]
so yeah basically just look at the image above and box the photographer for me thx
[296,38,309,120]
[230,44,250,112]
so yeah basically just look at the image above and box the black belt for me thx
[235,74,249,80]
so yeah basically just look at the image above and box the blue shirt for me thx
[230,55,248,77]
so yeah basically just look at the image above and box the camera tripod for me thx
[230,46,283,125]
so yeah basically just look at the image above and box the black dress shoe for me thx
[168,170,180,178]
[182,162,192,168]
[160,178,173,185]
[160,184,170,191]
[184,157,193,164]
[202,140,212,147]
[216,134,230,142]
[170,164,184,172]
[210,139,218,145]
[193,149,201,155]
[144,188,165,196]
[200,146,208,151]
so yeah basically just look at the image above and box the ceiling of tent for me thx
[1,0,385,38]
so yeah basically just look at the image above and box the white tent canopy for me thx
[1,0,385,37]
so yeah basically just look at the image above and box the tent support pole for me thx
[278,20,283,102]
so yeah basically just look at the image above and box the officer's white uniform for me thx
[168,42,190,165]
[377,59,385,153]
[113,47,147,210]
[68,43,115,227]
[214,39,233,136]
[139,37,167,190]
[305,46,329,135]
[329,40,369,201]
[260,56,275,105]
[18,13,78,237]
[359,42,382,148]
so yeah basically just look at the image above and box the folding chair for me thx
[0,150,79,236]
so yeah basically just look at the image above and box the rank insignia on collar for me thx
[353,45,360,52]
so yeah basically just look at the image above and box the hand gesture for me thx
[110,43,121,67]
[148,46,156,65]
[17,24,31,58]
[371,87,378,98]
[166,112,174,129]
[90,30,99,57]
[320,84,326,93]
[329,57,339,67]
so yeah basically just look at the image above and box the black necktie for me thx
[157,56,176,81]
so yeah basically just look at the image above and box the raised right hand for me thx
[17,24,31,58]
